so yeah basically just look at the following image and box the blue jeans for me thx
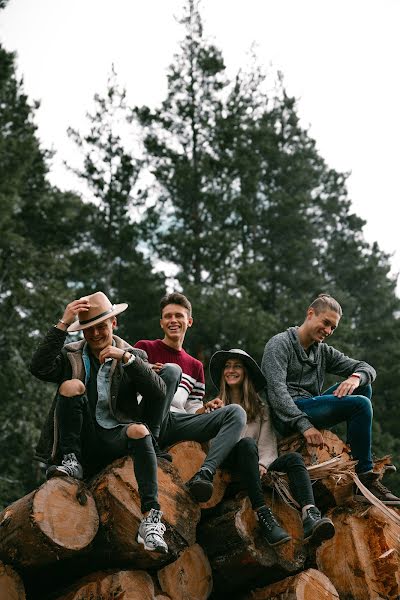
[294,384,373,473]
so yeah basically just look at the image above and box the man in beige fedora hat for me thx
[30,291,169,553]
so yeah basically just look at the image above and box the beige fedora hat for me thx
[67,291,128,332]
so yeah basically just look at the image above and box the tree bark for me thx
[316,505,400,600]
[169,441,232,508]
[157,543,212,600]
[197,494,305,596]
[90,455,201,567]
[55,569,156,600]
[0,478,98,569]
[243,568,339,599]
[0,560,26,600]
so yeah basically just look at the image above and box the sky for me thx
[2,0,400,290]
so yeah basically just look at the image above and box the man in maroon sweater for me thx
[135,292,246,503]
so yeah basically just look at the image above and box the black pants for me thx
[55,393,159,513]
[223,437,315,510]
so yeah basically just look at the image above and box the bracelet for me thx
[350,373,361,379]
[124,353,136,367]
[57,319,71,326]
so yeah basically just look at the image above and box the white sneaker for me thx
[137,508,168,553]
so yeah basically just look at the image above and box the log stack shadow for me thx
[0,430,399,599]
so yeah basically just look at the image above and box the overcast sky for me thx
[2,0,400,291]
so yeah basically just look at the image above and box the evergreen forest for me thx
[1,0,399,508]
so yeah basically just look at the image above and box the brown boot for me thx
[355,471,400,505]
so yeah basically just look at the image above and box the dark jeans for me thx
[55,393,160,513]
[97,426,160,513]
[224,438,314,510]
[294,383,373,473]
[160,404,247,474]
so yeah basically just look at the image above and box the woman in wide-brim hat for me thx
[209,348,335,547]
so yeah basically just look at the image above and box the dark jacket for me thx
[30,326,166,464]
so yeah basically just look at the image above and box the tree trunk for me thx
[0,478,98,569]
[243,568,339,599]
[55,569,156,600]
[316,505,400,600]
[169,441,232,508]
[197,494,305,596]
[90,455,201,567]
[157,543,212,600]
[0,560,26,600]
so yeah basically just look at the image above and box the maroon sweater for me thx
[134,339,205,414]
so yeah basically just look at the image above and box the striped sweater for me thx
[134,339,205,414]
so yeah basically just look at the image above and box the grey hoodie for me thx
[261,327,376,435]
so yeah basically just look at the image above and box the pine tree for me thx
[66,67,165,342]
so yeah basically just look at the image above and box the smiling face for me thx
[160,303,193,348]
[83,317,116,356]
[223,358,245,389]
[304,308,340,345]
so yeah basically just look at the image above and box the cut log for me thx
[157,543,212,600]
[197,494,305,595]
[55,569,155,600]
[316,505,400,600]
[90,455,201,568]
[169,441,232,509]
[0,478,99,569]
[0,560,26,600]
[278,429,351,467]
[278,430,361,510]
[244,567,339,599]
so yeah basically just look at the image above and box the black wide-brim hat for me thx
[209,348,267,392]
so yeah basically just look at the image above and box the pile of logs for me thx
[0,430,399,599]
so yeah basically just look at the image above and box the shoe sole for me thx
[187,481,213,502]
[265,534,292,546]
[156,454,173,462]
[46,467,83,480]
[304,520,335,544]
[136,533,168,554]
[354,495,400,505]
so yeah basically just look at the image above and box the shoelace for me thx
[61,455,78,474]
[306,507,321,521]
[372,480,392,495]
[258,510,278,531]
[143,521,166,540]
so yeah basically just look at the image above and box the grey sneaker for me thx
[46,453,83,480]
[355,471,400,505]
[137,509,168,554]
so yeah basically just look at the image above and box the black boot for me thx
[303,506,335,544]
[256,506,291,546]
[187,468,214,502]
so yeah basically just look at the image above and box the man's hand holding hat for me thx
[56,297,90,331]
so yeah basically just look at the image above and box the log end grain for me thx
[33,478,99,551]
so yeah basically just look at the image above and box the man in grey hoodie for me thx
[262,293,400,505]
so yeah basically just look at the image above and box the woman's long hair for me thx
[219,362,264,422]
